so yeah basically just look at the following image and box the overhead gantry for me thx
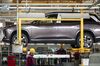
[15,2,99,66]
[17,9,90,66]
[17,9,90,53]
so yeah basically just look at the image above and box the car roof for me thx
[46,12,79,16]
[18,13,45,18]
[46,12,80,14]
[46,12,99,16]
[46,12,90,19]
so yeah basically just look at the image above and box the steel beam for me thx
[0,3,100,6]
[0,7,99,10]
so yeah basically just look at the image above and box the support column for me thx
[80,9,84,52]
[80,18,84,49]
[18,19,22,45]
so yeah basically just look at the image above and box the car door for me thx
[56,21,79,40]
[30,21,58,40]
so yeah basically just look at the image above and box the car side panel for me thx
[91,24,100,42]
[56,24,79,39]
[30,24,58,39]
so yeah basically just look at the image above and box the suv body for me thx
[2,12,100,48]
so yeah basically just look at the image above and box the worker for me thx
[73,51,81,66]
[54,44,67,65]
[26,48,36,66]
[21,47,27,66]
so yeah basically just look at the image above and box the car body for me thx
[2,12,100,48]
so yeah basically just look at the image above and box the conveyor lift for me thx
[17,9,90,66]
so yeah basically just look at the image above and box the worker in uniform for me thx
[54,44,67,66]
[26,48,36,66]
[21,47,27,66]
[73,51,81,66]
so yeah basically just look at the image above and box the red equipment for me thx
[7,55,16,66]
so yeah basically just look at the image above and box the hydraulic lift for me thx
[17,8,90,66]
[0,1,99,66]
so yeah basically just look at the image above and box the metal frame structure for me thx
[0,2,99,23]
[0,1,99,66]
[0,3,99,22]
[17,9,90,54]
[0,3,100,5]
[0,3,100,11]
[17,10,90,66]
[1,2,98,66]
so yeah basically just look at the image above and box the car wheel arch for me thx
[10,30,30,43]
[76,30,95,42]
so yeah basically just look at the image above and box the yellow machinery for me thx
[17,8,90,66]
[17,9,90,53]
[70,9,90,54]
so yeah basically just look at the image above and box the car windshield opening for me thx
[90,13,100,22]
